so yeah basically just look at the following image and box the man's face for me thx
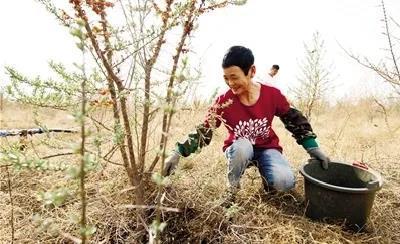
[223,65,255,95]
[270,68,279,77]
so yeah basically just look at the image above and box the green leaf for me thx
[38,188,70,207]
[83,153,98,172]
[69,213,80,224]
[70,28,83,39]
[151,219,167,233]
[229,0,247,6]
[76,42,85,51]
[76,18,85,26]
[151,172,164,186]
[224,203,241,218]
[113,123,125,144]
[66,166,81,179]
[80,225,97,237]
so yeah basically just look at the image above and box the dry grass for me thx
[0,99,399,243]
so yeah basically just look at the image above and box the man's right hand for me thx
[162,150,181,176]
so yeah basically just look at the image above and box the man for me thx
[163,46,329,206]
[269,64,280,79]
[261,64,280,87]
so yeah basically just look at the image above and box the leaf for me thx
[66,166,81,179]
[70,28,83,39]
[80,225,97,237]
[151,172,164,186]
[38,188,70,207]
[83,153,98,172]
[76,42,85,51]
[159,222,167,232]
[151,219,167,233]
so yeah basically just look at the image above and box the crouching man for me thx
[163,46,330,206]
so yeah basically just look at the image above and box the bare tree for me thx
[343,0,400,96]
[340,0,400,133]
[290,31,332,121]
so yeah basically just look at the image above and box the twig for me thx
[230,224,270,230]
[101,156,124,167]
[118,204,181,213]
[79,33,88,244]
[0,92,3,111]
[60,232,82,244]
[6,167,15,244]
[0,128,78,137]
[373,97,391,132]
[0,164,13,168]
[330,111,352,156]
[102,145,119,160]
[88,115,112,132]
[85,148,124,167]
[381,0,400,79]
[41,152,74,159]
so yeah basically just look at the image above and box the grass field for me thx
[1,99,399,243]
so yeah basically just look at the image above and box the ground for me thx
[0,99,399,243]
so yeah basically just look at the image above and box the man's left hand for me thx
[307,147,330,170]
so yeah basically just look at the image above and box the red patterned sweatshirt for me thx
[176,84,318,157]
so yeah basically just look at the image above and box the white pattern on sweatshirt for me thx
[233,117,270,144]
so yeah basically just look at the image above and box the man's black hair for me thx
[222,46,254,75]
[272,64,280,70]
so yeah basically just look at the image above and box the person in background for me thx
[269,64,280,79]
[261,64,280,86]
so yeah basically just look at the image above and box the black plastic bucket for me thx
[299,161,383,229]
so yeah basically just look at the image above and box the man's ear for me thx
[250,65,256,78]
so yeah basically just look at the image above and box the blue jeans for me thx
[224,138,295,192]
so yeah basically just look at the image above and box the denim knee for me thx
[255,149,295,192]
[225,138,254,188]
[225,138,253,161]
[270,164,295,191]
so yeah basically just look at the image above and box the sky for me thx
[1,0,399,101]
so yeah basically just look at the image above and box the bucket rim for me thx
[299,161,384,194]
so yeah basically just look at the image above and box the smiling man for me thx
[163,46,330,207]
